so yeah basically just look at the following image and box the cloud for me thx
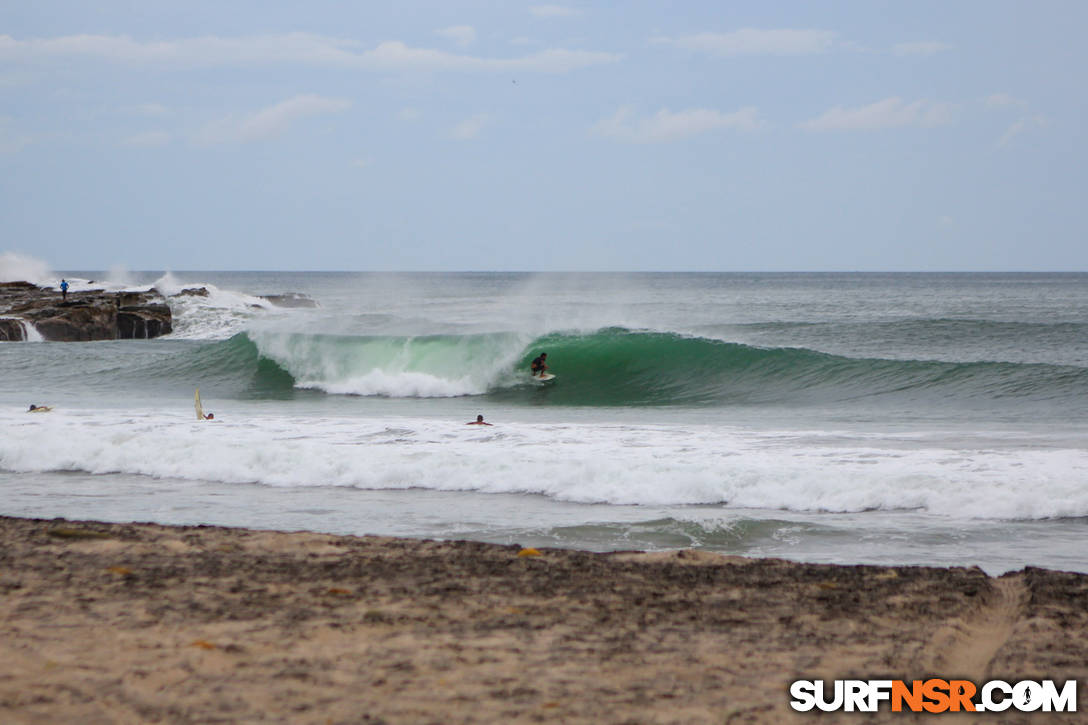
[128,103,170,117]
[195,94,350,146]
[435,25,476,48]
[985,93,1027,109]
[651,28,836,56]
[892,41,953,56]
[0,33,618,74]
[361,42,619,73]
[530,5,582,18]
[594,106,763,143]
[997,115,1047,147]
[122,130,171,147]
[799,97,956,131]
[451,114,490,140]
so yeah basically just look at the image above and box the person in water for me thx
[530,352,548,377]
[28,404,52,412]
[466,414,492,426]
[60,279,69,301]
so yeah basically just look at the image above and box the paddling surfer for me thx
[466,415,492,426]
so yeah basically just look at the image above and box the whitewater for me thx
[2,266,1087,574]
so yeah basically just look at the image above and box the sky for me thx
[1,1,1086,272]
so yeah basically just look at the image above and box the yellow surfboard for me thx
[195,388,204,420]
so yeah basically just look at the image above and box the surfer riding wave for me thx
[530,352,548,378]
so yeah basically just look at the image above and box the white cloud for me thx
[997,115,1047,147]
[195,94,350,146]
[799,97,956,131]
[451,114,490,140]
[122,130,171,147]
[435,25,476,48]
[985,93,1026,109]
[594,106,763,143]
[530,5,582,18]
[0,33,618,74]
[361,42,619,73]
[892,41,953,56]
[129,103,170,117]
[652,29,836,56]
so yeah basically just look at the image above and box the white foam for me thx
[248,329,530,397]
[20,319,43,342]
[2,410,1086,521]
[301,370,488,398]
[0,318,43,342]
[153,272,280,340]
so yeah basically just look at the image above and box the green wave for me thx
[503,327,1088,406]
[145,327,1088,407]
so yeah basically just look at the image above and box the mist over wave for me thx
[0,252,53,285]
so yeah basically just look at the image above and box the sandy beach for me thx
[1,515,1085,724]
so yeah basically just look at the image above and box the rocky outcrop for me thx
[259,293,318,308]
[0,318,27,341]
[0,281,173,341]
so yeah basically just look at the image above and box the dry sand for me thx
[1,515,1085,724]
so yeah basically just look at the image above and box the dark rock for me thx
[118,304,172,339]
[259,293,319,308]
[0,318,26,341]
[0,282,172,342]
[172,287,209,298]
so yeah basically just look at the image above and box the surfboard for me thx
[535,372,556,381]
[195,388,204,420]
[28,406,53,413]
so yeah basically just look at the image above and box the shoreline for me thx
[1,515,1086,723]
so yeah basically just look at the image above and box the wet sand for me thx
[1,515,1085,723]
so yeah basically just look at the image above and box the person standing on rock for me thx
[60,279,69,301]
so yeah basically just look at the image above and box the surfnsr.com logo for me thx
[790,679,1078,713]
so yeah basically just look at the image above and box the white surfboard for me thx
[534,372,556,381]
[195,388,204,420]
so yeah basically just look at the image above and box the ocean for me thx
[2,270,1087,575]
